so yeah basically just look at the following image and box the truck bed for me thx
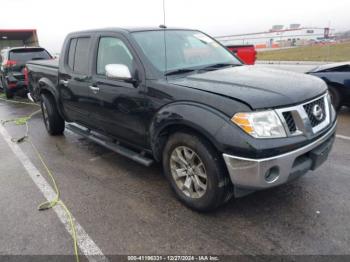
[26,59,59,101]
[27,59,59,69]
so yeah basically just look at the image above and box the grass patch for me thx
[257,42,350,62]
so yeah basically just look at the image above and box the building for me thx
[215,24,335,49]
[0,29,39,50]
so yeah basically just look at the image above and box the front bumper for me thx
[223,122,336,192]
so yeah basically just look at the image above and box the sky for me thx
[1,0,350,53]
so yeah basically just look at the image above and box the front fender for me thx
[149,102,232,160]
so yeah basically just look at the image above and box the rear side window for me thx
[67,38,77,70]
[9,49,51,63]
[74,37,90,74]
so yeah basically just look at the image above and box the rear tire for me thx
[1,78,14,99]
[40,93,65,135]
[328,85,341,111]
[163,132,233,212]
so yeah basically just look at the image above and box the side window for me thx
[74,37,90,74]
[67,38,77,70]
[96,37,134,75]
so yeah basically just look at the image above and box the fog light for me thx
[264,166,280,183]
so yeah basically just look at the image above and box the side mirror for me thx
[105,64,132,80]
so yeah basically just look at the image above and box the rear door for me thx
[59,36,102,130]
[90,33,147,147]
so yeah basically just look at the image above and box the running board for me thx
[66,123,154,166]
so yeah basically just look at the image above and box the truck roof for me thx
[68,27,196,36]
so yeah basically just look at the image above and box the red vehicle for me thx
[226,45,256,65]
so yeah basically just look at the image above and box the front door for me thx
[91,35,147,147]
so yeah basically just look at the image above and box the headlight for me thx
[231,111,286,138]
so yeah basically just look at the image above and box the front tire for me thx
[40,93,65,135]
[163,132,233,212]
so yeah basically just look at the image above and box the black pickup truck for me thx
[26,27,337,211]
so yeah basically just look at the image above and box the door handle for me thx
[89,86,100,94]
[60,80,69,87]
[74,75,88,81]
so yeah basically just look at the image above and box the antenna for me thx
[159,0,167,28]
[162,0,168,77]
[163,0,166,27]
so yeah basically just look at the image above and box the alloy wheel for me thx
[170,146,207,198]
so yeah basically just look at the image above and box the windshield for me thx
[9,48,51,63]
[132,30,241,73]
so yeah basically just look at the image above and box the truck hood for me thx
[168,65,327,109]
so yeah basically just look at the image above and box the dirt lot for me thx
[0,95,349,261]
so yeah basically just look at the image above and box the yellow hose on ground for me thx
[0,94,79,262]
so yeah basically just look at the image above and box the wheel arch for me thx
[38,78,66,120]
[149,102,230,162]
[38,78,57,98]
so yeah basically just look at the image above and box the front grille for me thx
[276,94,330,137]
[282,112,297,133]
[303,98,326,127]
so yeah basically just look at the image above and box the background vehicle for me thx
[0,47,52,98]
[225,45,256,65]
[26,28,336,211]
[308,62,350,110]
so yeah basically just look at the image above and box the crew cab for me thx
[26,28,337,211]
[0,47,52,98]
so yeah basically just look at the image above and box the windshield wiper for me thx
[199,63,239,71]
[165,68,197,76]
[164,63,239,76]
[31,57,46,61]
